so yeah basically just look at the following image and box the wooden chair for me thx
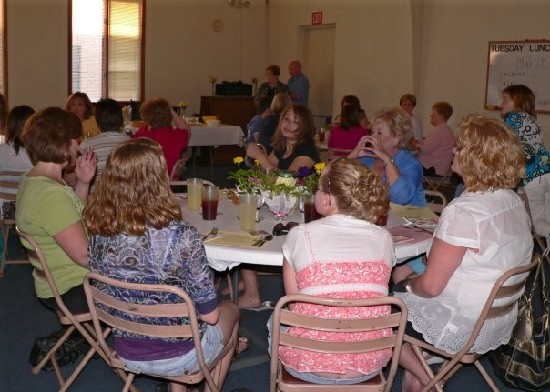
[423,164,453,191]
[404,255,540,392]
[269,294,408,392]
[0,170,29,276]
[327,147,353,162]
[84,272,236,392]
[424,190,447,215]
[16,229,130,392]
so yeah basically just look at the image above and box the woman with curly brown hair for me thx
[275,157,396,385]
[394,114,533,392]
[85,138,238,392]
[133,97,190,175]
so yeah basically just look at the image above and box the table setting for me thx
[175,172,435,273]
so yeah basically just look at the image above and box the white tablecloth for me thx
[188,124,243,147]
[124,124,244,148]
[178,195,433,272]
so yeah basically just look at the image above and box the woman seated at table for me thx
[66,92,100,141]
[17,107,97,314]
[394,114,533,392]
[240,105,320,308]
[271,157,395,384]
[85,138,238,392]
[328,105,369,157]
[248,104,320,172]
[349,106,425,208]
[0,105,35,171]
[133,97,190,175]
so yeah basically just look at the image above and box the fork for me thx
[202,227,218,241]
[255,235,273,247]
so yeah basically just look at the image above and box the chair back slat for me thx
[280,308,401,332]
[90,285,191,318]
[280,333,397,354]
[94,303,193,339]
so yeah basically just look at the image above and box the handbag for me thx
[490,257,550,391]
[28,328,90,372]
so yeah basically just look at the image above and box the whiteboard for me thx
[485,40,550,113]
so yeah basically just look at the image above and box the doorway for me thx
[301,24,336,127]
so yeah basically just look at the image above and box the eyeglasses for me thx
[272,222,299,236]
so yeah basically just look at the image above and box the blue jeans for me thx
[121,324,223,377]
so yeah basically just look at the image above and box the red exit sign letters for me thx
[311,12,323,25]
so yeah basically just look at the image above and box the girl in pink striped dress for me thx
[279,157,396,384]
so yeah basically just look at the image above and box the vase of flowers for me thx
[228,158,325,218]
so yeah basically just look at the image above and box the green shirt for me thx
[16,175,88,298]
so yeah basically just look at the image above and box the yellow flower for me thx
[254,160,261,166]
[314,162,326,174]
[209,75,217,84]
[178,101,188,109]
[233,156,244,165]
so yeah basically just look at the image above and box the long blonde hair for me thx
[85,138,182,236]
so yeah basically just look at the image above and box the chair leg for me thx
[474,359,499,392]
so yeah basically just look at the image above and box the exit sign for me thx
[311,12,323,25]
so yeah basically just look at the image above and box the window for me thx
[70,0,144,102]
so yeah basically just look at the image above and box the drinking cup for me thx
[375,214,389,226]
[201,185,220,220]
[302,194,321,223]
[187,178,203,211]
[238,194,258,231]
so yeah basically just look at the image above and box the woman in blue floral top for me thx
[84,138,238,392]
[501,85,550,241]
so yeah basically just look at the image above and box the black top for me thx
[274,144,320,171]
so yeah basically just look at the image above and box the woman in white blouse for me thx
[394,114,533,392]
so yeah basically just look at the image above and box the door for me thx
[302,24,336,127]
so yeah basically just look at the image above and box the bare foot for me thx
[238,295,261,309]
[402,370,424,392]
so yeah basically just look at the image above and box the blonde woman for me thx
[85,139,238,392]
[394,115,533,392]
[272,158,395,384]
[66,92,100,141]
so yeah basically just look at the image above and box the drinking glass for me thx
[201,185,220,220]
[238,194,258,231]
[302,194,321,223]
[187,178,203,211]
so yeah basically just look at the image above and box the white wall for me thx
[5,0,550,142]
[418,0,550,139]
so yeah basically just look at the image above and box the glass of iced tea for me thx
[201,185,219,220]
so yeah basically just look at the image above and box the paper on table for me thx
[203,230,261,248]
[392,234,414,244]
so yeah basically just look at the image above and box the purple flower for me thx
[297,166,311,177]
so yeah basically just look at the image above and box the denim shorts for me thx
[121,324,224,377]
[405,256,426,275]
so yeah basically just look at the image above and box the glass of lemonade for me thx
[187,178,203,210]
[238,194,258,231]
